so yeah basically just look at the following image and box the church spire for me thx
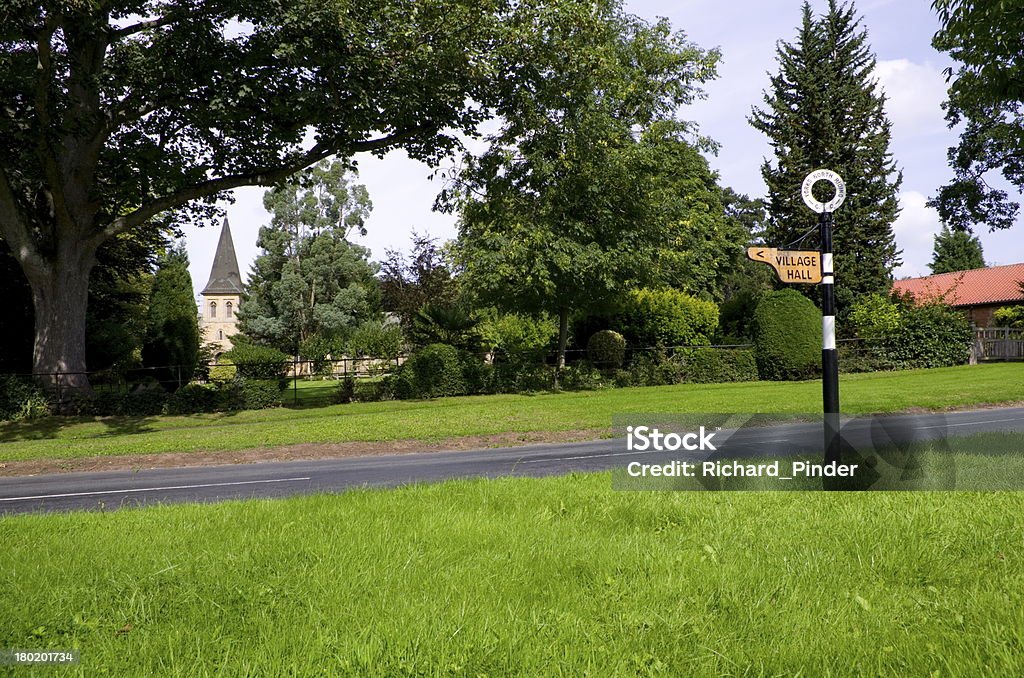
[201,218,243,295]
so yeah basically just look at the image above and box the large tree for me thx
[239,162,379,353]
[0,0,535,388]
[750,0,902,312]
[929,224,985,274]
[930,0,1024,231]
[443,0,721,371]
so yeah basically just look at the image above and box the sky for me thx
[184,0,1024,299]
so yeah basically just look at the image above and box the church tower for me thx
[199,218,244,355]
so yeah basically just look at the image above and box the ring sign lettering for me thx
[801,169,846,213]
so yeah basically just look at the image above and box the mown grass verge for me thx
[2,470,1023,676]
[1,363,1022,462]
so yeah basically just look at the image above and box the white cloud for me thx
[892,190,940,278]
[873,59,948,137]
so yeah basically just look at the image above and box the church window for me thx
[210,301,217,318]
[226,301,233,318]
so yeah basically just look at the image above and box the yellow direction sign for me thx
[746,247,822,284]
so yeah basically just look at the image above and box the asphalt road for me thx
[2,407,1022,515]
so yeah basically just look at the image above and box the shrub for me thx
[165,383,223,415]
[993,305,1024,328]
[587,330,626,369]
[0,376,51,422]
[222,342,290,379]
[478,312,558,363]
[558,363,606,390]
[753,289,822,381]
[621,288,718,348]
[207,362,237,383]
[879,302,971,369]
[393,343,466,399]
[681,348,758,384]
[622,352,685,387]
[717,290,763,342]
[849,293,901,339]
[233,378,284,409]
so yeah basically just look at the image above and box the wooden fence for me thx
[973,327,1024,362]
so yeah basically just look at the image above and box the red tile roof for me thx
[892,263,1024,307]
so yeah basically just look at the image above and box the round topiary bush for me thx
[587,330,626,368]
[621,288,718,348]
[753,289,822,381]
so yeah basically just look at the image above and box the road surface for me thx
[1,407,1022,514]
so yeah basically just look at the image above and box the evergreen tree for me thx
[239,162,379,354]
[141,244,200,389]
[750,0,902,313]
[930,225,985,274]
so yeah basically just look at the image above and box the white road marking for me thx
[0,477,312,502]
[913,417,1022,431]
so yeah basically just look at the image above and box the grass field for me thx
[2,468,1023,676]
[1,363,1022,462]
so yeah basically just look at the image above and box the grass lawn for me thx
[2,471,1023,675]
[1,363,1022,462]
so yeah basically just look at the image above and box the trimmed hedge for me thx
[621,288,719,348]
[681,348,758,384]
[221,342,291,379]
[879,302,971,369]
[753,290,821,381]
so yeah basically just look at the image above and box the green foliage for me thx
[233,378,285,410]
[993,305,1024,328]
[393,344,467,399]
[586,331,626,369]
[878,302,972,369]
[408,303,480,351]
[2,0,534,384]
[751,1,902,311]
[0,376,51,422]
[930,225,986,273]
[379,233,459,328]
[717,291,763,343]
[681,348,758,384]
[753,290,822,381]
[141,244,200,389]
[347,320,405,359]
[299,334,335,376]
[240,161,380,351]
[848,293,902,339]
[446,3,721,366]
[931,1,1024,231]
[222,342,290,380]
[477,311,558,363]
[621,288,719,348]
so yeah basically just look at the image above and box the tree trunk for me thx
[554,306,569,388]
[26,246,97,394]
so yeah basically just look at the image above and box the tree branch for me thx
[0,167,45,275]
[34,14,76,234]
[112,13,182,40]
[95,126,436,244]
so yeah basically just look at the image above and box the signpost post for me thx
[745,169,846,467]
[801,169,845,466]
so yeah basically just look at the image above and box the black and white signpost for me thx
[801,169,846,466]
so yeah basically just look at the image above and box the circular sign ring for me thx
[801,169,846,213]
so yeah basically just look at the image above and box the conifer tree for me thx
[141,244,200,389]
[750,0,902,312]
[930,225,985,274]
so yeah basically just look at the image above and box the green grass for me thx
[2,471,1023,675]
[1,363,1022,462]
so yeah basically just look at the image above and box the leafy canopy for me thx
[930,0,1024,230]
